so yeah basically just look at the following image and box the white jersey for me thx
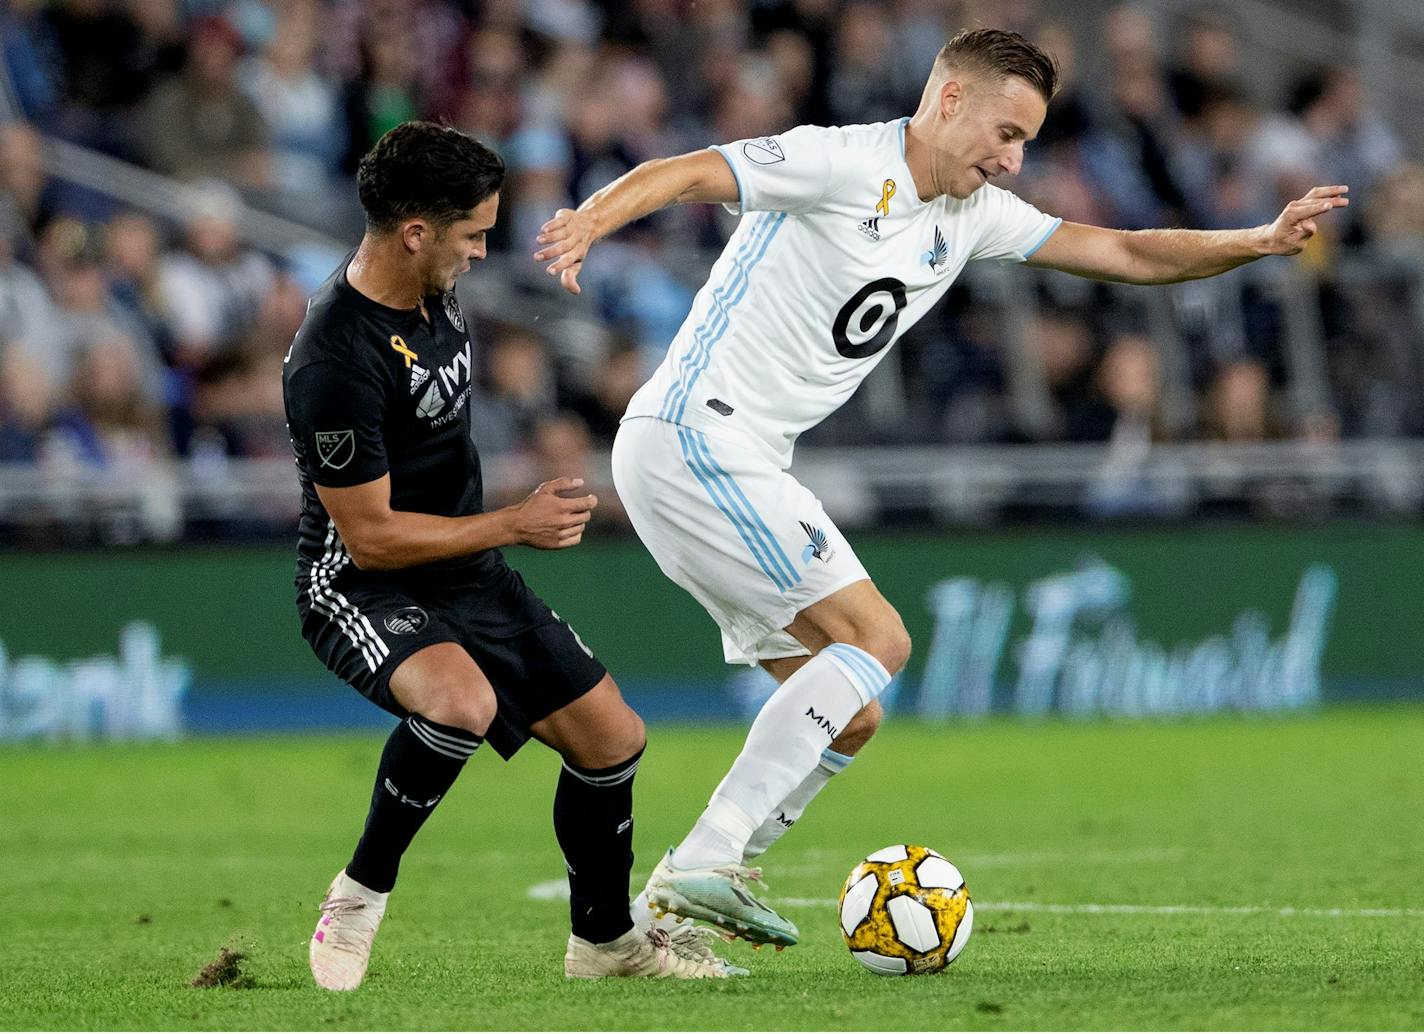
[624,119,1061,468]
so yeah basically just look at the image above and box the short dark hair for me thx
[356,121,505,233]
[934,28,1059,103]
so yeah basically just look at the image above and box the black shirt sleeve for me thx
[286,360,389,488]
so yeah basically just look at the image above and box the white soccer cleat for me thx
[665,923,751,977]
[645,848,799,947]
[563,926,729,980]
[631,887,750,976]
[309,870,388,991]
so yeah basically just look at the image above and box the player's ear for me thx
[940,79,965,119]
[400,218,428,254]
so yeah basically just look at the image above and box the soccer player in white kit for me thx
[535,28,1347,950]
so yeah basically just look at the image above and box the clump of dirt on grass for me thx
[189,947,252,988]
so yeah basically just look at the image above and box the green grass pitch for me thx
[3,706,1422,1030]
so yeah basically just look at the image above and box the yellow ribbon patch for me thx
[875,179,896,218]
[390,335,418,368]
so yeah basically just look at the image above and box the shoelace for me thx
[644,925,725,976]
[709,864,771,900]
[667,924,722,963]
[316,895,378,952]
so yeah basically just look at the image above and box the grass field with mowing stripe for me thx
[3,706,1422,1030]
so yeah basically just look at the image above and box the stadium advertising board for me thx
[2,523,1419,739]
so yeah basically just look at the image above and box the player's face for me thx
[427,192,500,293]
[938,76,1046,199]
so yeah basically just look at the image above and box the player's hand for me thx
[1261,185,1349,256]
[534,208,597,295]
[511,477,598,549]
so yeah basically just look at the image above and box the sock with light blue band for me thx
[820,643,892,706]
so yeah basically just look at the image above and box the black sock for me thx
[554,746,644,944]
[346,715,482,894]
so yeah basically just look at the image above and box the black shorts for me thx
[296,562,607,759]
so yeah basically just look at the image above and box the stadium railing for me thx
[2,438,1421,545]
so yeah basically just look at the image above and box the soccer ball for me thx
[838,844,973,975]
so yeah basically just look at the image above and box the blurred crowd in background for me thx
[2,0,1423,497]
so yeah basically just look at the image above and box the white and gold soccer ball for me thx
[838,844,973,975]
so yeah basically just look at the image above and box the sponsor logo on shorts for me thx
[384,606,428,634]
[315,429,354,469]
[800,521,835,563]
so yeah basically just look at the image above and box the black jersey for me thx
[283,257,503,583]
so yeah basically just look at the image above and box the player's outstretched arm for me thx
[1025,185,1349,285]
[534,149,739,295]
[315,475,598,570]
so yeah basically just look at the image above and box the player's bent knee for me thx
[588,707,646,768]
[417,681,497,737]
[609,708,647,762]
[885,625,912,675]
[860,623,911,678]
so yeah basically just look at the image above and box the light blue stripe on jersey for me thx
[821,643,891,704]
[661,211,780,422]
[676,427,800,593]
[709,145,746,209]
[659,212,770,421]
[660,211,787,423]
[686,429,801,589]
[1023,217,1063,259]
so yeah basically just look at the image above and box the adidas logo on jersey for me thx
[416,381,445,418]
[857,216,882,242]
[409,363,430,394]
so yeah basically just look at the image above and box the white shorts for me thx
[612,417,870,665]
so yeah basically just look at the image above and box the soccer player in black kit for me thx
[284,122,728,988]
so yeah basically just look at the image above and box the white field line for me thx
[776,897,1424,919]
[525,880,1423,919]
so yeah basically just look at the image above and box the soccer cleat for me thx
[309,870,388,991]
[563,926,728,979]
[666,923,751,977]
[644,848,799,947]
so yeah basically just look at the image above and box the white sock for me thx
[743,747,854,861]
[672,644,889,869]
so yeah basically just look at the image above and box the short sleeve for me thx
[710,124,839,216]
[968,185,1063,264]
[285,361,389,487]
